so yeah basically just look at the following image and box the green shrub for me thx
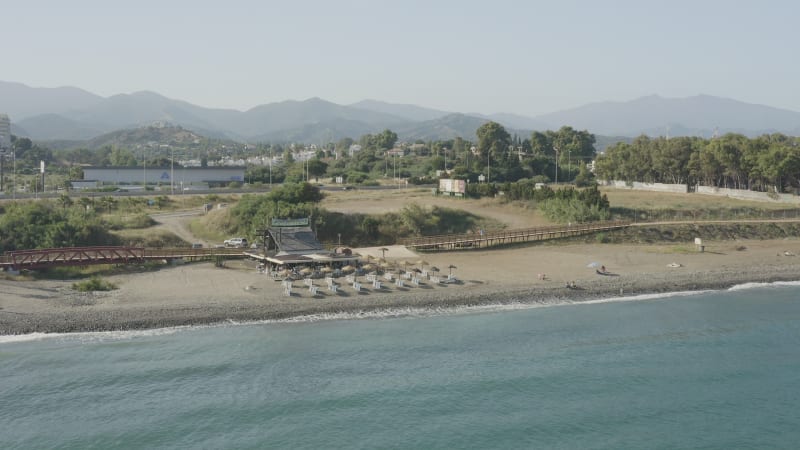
[72,277,118,292]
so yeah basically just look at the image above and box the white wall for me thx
[598,180,688,194]
[695,186,800,204]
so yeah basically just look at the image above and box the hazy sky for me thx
[4,0,799,116]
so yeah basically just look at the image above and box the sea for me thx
[2,283,800,449]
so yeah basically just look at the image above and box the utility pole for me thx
[143,148,147,190]
[170,147,174,195]
[568,148,571,183]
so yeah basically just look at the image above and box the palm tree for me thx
[77,196,94,212]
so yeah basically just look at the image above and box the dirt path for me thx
[149,210,209,246]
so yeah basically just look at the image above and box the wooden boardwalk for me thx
[0,246,246,270]
[400,221,631,251]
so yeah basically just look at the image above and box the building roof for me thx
[268,226,325,255]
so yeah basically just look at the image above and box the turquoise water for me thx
[2,284,800,449]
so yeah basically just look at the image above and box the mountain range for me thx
[2,81,800,144]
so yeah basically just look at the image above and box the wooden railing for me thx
[0,246,247,270]
[400,221,631,251]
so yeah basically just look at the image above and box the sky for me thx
[3,0,800,116]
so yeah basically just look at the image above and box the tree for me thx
[306,159,329,180]
[476,121,511,181]
[57,193,73,210]
[109,146,138,166]
[373,129,398,150]
[573,161,595,187]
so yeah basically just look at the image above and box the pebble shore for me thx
[2,261,798,335]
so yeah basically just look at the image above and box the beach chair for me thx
[353,282,361,292]
[329,284,338,293]
[395,278,404,288]
[309,285,318,295]
[372,280,382,289]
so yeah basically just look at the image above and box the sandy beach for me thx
[2,239,800,335]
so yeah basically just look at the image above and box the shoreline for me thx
[0,241,800,335]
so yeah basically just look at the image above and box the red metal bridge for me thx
[0,246,246,271]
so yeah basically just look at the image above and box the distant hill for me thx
[16,113,107,140]
[5,80,800,143]
[237,97,408,138]
[82,125,211,150]
[349,99,451,122]
[395,114,491,141]
[534,94,800,137]
[470,112,551,131]
[0,80,103,120]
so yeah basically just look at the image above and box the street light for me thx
[170,147,174,195]
[487,149,491,184]
[553,145,559,184]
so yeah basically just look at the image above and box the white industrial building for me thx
[82,166,245,187]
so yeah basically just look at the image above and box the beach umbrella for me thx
[363,263,376,271]
[430,266,440,274]
[586,262,601,268]
[320,266,333,273]
[448,264,457,276]
[380,247,389,259]
[341,265,355,273]
[417,259,429,270]
[401,260,412,272]
[299,267,313,276]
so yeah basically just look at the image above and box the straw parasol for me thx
[448,264,457,277]
[320,266,333,273]
[380,247,389,259]
[416,259,429,270]
[299,267,313,276]
[341,265,355,273]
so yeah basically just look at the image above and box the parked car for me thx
[223,237,248,248]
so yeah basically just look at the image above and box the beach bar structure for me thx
[245,218,359,270]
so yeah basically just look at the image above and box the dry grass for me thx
[602,188,791,210]
[321,188,552,229]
